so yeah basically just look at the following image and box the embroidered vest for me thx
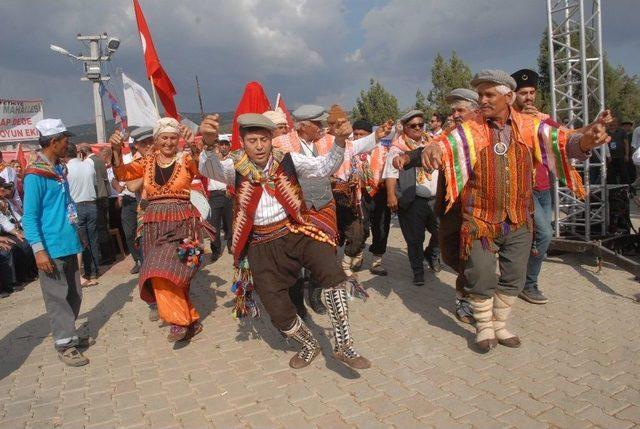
[230,152,332,264]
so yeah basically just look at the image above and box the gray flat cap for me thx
[130,126,153,142]
[470,69,517,91]
[446,88,479,105]
[399,109,424,124]
[292,104,328,122]
[237,113,276,131]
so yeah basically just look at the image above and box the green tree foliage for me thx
[426,51,473,114]
[414,89,427,112]
[351,78,400,125]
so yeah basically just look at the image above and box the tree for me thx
[414,89,427,112]
[351,78,400,125]
[426,51,473,114]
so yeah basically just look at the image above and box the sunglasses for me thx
[407,123,425,130]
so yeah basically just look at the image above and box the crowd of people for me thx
[11,67,614,368]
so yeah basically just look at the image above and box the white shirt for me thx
[200,144,345,225]
[66,158,97,203]
[207,177,228,191]
[383,146,438,198]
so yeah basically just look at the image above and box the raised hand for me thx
[108,130,128,155]
[596,109,613,126]
[330,118,353,148]
[392,154,410,170]
[579,123,611,152]
[179,124,195,146]
[199,114,220,146]
[421,142,444,171]
[375,119,394,142]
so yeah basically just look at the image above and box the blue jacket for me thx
[23,172,82,259]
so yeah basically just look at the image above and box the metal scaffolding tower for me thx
[546,0,606,241]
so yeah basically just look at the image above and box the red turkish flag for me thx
[133,0,178,119]
[277,95,295,130]
[230,82,272,150]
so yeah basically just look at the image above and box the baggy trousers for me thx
[248,233,346,331]
[463,226,533,299]
[39,255,82,350]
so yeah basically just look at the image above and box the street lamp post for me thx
[50,33,120,143]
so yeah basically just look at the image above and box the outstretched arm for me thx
[291,144,345,179]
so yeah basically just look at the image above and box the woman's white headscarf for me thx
[153,117,180,138]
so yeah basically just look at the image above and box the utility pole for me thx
[50,33,120,143]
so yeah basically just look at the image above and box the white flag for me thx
[122,72,160,127]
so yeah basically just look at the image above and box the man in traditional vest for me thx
[199,113,371,370]
[384,110,441,286]
[276,105,388,316]
[397,69,609,353]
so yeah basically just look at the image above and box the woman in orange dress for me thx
[111,118,213,342]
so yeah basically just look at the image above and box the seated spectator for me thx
[0,236,16,298]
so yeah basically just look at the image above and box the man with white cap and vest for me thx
[396,69,609,353]
[277,105,390,317]
[384,109,441,286]
[23,119,93,366]
[199,112,372,370]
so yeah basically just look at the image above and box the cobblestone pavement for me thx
[1,223,639,429]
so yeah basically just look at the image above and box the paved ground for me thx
[1,221,639,429]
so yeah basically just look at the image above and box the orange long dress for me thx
[114,152,205,327]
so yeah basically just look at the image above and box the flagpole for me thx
[275,92,281,110]
[150,76,160,116]
[195,75,205,120]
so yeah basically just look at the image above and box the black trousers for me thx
[96,197,114,264]
[208,190,233,255]
[361,188,391,256]
[397,196,440,275]
[248,233,346,331]
[121,195,141,263]
[336,201,366,258]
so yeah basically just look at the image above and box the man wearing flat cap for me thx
[439,88,480,323]
[353,119,392,276]
[396,69,610,353]
[275,105,391,317]
[384,109,441,286]
[199,113,372,370]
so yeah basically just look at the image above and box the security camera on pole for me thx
[50,33,120,143]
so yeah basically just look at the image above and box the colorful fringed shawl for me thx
[24,154,66,182]
[438,110,585,212]
[436,110,585,259]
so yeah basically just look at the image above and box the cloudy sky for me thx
[0,0,638,126]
